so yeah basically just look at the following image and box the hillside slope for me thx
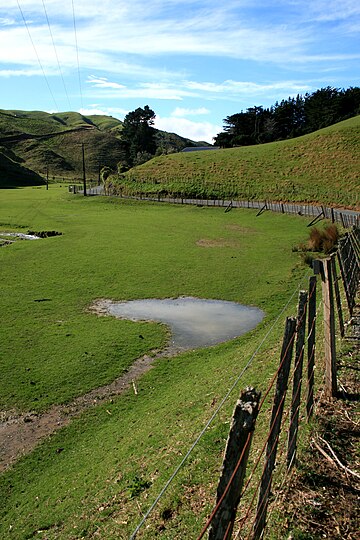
[118,115,360,208]
[0,148,44,187]
[0,109,207,184]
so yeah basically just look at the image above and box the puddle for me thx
[0,232,40,240]
[97,297,264,351]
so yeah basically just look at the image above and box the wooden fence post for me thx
[320,258,337,397]
[208,388,261,540]
[306,276,317,420]
[337,239,353,317]
[331,254,345,338]
[253,317,296,540]
[287,291,308,469]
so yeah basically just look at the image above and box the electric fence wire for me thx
[71,0,83,108]
[129,271,312,540]
[16,0,59,111]
[239,294,328,540]
[41,0,72,109]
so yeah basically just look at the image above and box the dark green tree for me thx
[121,105,156,167]
[304,87,340,132]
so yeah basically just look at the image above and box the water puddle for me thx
[0,232,40,240]
[96,297,264,351]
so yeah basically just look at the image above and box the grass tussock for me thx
[308,224,339,253]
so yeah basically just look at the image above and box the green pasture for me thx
[112,115,360,208]
[0,185,314,538]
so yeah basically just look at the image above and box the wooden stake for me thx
[306,276,317,420]
[331,254,345,338]
[287,291,308,469]
[253,317,296,540]
[320,258,337,397]
[208,388,261,540]
[82,143,86,197]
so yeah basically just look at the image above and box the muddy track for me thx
[0,351,164,473]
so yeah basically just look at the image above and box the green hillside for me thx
[0,147,44,187]
[0,109,207,185]
[113,115,360,209]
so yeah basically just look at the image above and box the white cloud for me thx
[0,68,44,77]
[172,107,210,117]
[154,115,221,143]
[85,79,194,100]
[86,76,126,89]
[1,0,359,128]
[304,0,360,22]
[1,0,359,82]
[183,80,313,95]
[85,77,314,103]
[79,106,127,118]
[0,17,16,25]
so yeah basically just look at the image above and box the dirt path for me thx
[0,352,162,472]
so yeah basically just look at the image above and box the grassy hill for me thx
[0,109,208,186]
[0,147,44,187]
[114,115,360,209]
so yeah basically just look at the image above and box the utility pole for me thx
[82,143,86,196]
[46,165,49,190]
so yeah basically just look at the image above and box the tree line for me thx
[214,86,360,147]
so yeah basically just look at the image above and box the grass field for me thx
[111,115,360,209]
[0,186,316,538]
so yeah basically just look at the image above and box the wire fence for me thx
[67,181,359,538]
[194,227,359,540]
[72,184,360,228]
[127,226,359,539]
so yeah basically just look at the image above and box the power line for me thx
[16,0,59,111]
[71,0,83,109]
[41,0,72,110]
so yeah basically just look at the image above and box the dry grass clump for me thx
[308,224,339,253]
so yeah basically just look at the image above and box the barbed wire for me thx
[200,285,320,539]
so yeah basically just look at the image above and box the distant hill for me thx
[0,109,208,186]
[110,115,360,209]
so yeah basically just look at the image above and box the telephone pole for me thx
[82,143,86,196]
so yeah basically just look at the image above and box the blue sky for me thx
[1,0,360,142]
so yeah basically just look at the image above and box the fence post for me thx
[306,276,317,420]
[340,212,346,228]
[253,317,296,540]
[337,237,353,317]
[331,254,345,338]
[320,258,337,397]
[287,291,308,469]
[207,388,261,540]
